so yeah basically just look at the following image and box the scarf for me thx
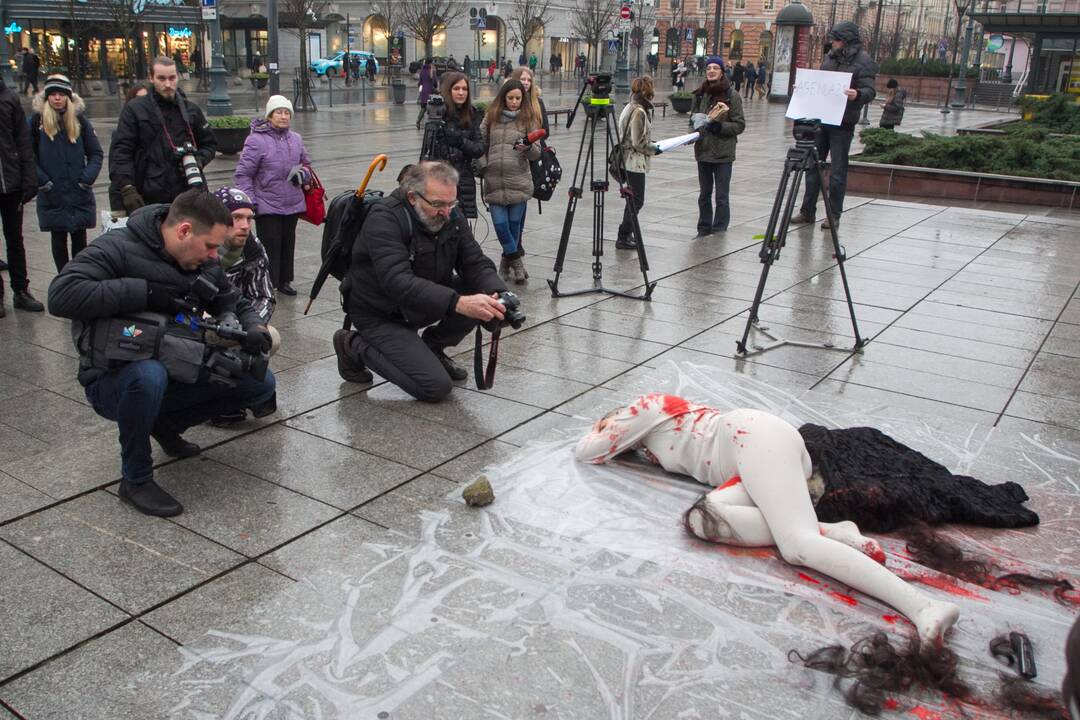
[220,243,245,270]
[693,77,731,99]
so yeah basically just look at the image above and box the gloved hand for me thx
[146,282,180,313]
[21,186,37,204]
[691,112,709,131]
[78,182,92,191]
[39,181,54,193]
[286,165,311,187]
[121,185,144,213]
[652,143,662,155]
[241,326,272,354]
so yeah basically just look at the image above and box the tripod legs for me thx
[547,106,656,301]
[736,145,866,357]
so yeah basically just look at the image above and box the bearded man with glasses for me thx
[334,161,508,402]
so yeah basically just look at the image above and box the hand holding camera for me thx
[241,326,273,354]
[456,293,506,322]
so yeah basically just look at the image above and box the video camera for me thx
[426,93,446,121]
[172,274,269,384]
[175,142,204,188]
[482,291,526,333]
[792,119,821,148]
[585,73,613,100]
[420,94,448,161]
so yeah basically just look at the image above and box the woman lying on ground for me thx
[574,393,1044,648]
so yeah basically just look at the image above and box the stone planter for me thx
[211,127,251,155]
[847,160,1078,209]
[872,75,977,105]
[670,94,693,114]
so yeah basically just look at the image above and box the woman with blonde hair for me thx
[614,75,661,250]
[30,74,103,272]
[509,66,549,133]
[479,79,541,283]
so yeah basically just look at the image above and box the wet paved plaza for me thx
[1,92,1078,718]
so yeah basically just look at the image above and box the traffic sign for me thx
[620,4,631,19]
[607,38,620,52]
[617,18,632,31]
[471,16,487,29]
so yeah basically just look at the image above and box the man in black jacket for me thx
[334,161,508,403]
[48,190,276,517]
[108,56,217,214]
[0,74,44,316]
[20,48,40,95]
[791,21,877,230]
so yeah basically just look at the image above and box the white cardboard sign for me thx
[785,68,853,126]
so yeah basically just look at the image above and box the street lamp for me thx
[859,0,887,125]
[205,0,233,115]
[950,0,975,107]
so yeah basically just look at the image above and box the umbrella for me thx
[304,154,389,316]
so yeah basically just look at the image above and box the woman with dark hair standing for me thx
[416,59,438,128]
[479,79,540,283]
[690,56,745,236]
[30,74,103,271]
[615,75,661,250]
[438,71,485,219]
[879,78,906,129]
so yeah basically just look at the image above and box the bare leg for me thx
[687,483,885,562]
[694,412,959,646]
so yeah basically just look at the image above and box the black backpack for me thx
[530,142,561,201]
[319,189,383,282]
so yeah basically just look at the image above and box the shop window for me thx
[734,0,746,8]
[729,29,743,59]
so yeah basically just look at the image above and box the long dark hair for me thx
[439,71,475,129]
[484,79,534,131]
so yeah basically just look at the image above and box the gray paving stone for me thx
[351,473,461,537]
[430,439,522,483]
[0,540,128,681]
[206,424,418,510]
[0,371,36,403]
[286,399,490,471]
[0,491,244,613]
[0,389,114,446]
[0,470,52,524]
[826,357,1014,413]
[0,422,48,467]
[358,379,546,435]
[123,457,341,557]
[0,436,123,499]
[1005,392,1080,432]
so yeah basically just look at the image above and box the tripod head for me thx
[791,118,821,150]
[566,73,614,130]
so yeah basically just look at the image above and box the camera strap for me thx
[149,94,198,156]
[473,325,500,390]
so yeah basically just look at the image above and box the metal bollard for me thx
[328,74,333,108]
[361,77,367,106]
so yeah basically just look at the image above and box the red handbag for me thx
[300,168,326,226]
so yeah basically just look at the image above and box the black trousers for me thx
[50,229,88,272]
[696,161,732,233]
[256,213,299,287]
[350,309,478,403]
[617,170,646,241]
[800,126,854,221]
[0,191,29,292]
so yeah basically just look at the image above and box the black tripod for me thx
[736,119,867,357]
[548,76,656,301]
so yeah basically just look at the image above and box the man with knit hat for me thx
[108,56,217,214]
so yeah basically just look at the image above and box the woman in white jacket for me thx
[615,76,661,250]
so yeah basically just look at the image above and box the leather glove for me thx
[286,165,310,187]
[241,327,272,354]
[39,181,54,193]
[691,113,709,131]
[121,185,144,214]
[652,143,662,155]
[146,282,180,313]
[21,186,37,204]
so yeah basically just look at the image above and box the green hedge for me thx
[858,127,1080,181]
[1014,94,1080,135]
[878,58,977,79]
[207,115,254,129]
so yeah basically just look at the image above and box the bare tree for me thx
[629,0,657,73]
[571,0,616,71]
[399,0,469,60]
[280,0,329,107]
[507,0,554,59]
[62,0,88,93]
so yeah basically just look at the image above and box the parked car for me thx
[310,50,380,77]
[408,57,449,75]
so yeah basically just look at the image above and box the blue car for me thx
[310,50,379,77]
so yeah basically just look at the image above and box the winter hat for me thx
[43,74,73,98]
[265,94,293,119]
[213,186,257,213]
[705,56,725,70]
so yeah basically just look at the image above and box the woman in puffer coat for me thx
[438,71,485,219]
[615,75,661,250]
[479,79,540,284]
[235,94,312,296]
[30,75,103,271]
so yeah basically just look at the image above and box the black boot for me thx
[250,392,277,418]
[209,409,247,427]
[12,288,43,312]
[151,421,201,458]
[430,346,468,381]
[333,329,373,383]
[118,479,183,517]
[0,275,5,319]
[278,282,297,296]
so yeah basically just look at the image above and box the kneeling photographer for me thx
[334,161,519,403]
[47,190,277,518]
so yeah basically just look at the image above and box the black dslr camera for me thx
[482,291,526,333]
[175,142,204,188]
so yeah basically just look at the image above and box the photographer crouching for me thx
[334,161,520,403]
[47,190,277,517]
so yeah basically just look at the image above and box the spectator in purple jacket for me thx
[416,59,438,128]
[234,95,311,296]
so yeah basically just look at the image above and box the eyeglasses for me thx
[413,191,458,211]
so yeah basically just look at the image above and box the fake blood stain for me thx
[830,591,858,607]
[717,475,742,490]
[797,572,820,585]
[661,395,690,417]
[882,614,902,624]
[909,706,943,720]
[908,573,988,601]
[883,699,899,710]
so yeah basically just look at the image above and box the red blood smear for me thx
[736,429,750,435]
[883,698,899,710]
[909,707,942,720]
[867,544,887,564]
[830,591,858,606]
[911,573,988,601]
[882,614,901,624]
[717,475,742,490]
[798,572,820,585]
[661,395,691,417]
[629,406,638,416]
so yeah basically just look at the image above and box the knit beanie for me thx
[43,74,73,98]
[213,186,257,213]
[705,56,725,70]
[265,94,293,119]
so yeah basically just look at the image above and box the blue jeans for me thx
[800,126,854,220]
[85,360,276,485]
[490,202,527,258]
[697,161,733,232]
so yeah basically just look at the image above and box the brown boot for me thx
[509,258,529,284]
[499,256,512,280]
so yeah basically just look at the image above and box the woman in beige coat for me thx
[616,75,661,250]
[479,79,541,283]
